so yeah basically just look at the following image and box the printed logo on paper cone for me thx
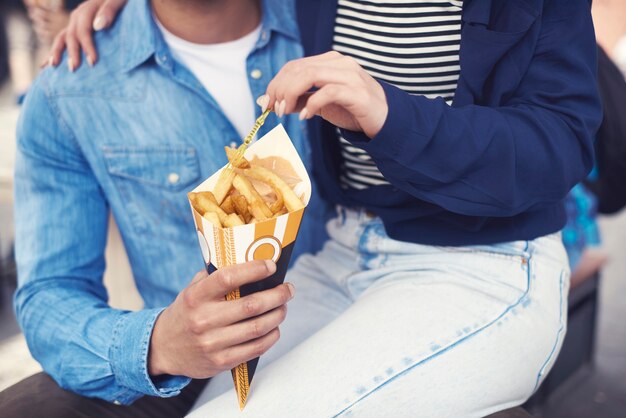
[246,236,282,263]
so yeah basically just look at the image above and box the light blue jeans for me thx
[188,208,570,417]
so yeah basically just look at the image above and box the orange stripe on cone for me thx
[282,209,304,247]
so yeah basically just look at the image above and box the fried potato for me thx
[220,195,235,214]
[232,195,252,224]
[189,192,228,223]
[273,207,288,217]
[223,213,244,227]
[196,191,218,205]
[202,212,222,228]
[225,146,251,169]
[268,189,284,214]
[232,175,272,221]
[213,167,236,204]
[243,166,305,212]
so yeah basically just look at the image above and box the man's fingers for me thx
[206,306,287,350]
[189,270,209,286]
[216,328,280,370]
[211,282,294,326]
[201,260,277,300]
[94,0,128,31]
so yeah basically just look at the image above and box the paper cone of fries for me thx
[188,124,311,409]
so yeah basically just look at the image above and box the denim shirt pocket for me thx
[102,145,201,241]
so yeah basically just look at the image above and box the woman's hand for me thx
[260,51,389,139]
[47,0,127,70]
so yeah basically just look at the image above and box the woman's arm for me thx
[263,1,602,217]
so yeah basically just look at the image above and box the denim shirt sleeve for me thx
[13,76,190,404]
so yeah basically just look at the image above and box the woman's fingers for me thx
[265,51,347,114]
[93,0,128,31]
[75,8,99,65]
[47,0,127,69]
[65,17,81,71]
[262,51,388,137]
[49,29,67,67]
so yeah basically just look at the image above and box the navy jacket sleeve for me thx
[343,1,602,217]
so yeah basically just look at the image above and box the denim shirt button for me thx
[168,172,180,184]
[250,69,263,80]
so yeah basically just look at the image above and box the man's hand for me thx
[149,260,293,379]
[47,0,127,69]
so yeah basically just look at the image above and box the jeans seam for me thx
[333,252,534,417]
[532,269,566,392]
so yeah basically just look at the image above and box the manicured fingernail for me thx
[48,56,55,67]
[93,15,106,31]
[286,283,295,298]
[68,58,74,72]
[264,259,277,274]
[277,100,286,117]
[298,108,308,121]
[261,95,270,113]
[87,55,95,67]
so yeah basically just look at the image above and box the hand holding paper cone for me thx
[188,125,312,409]
[146,262,292,392]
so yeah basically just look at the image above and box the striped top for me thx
[332,0,463,190]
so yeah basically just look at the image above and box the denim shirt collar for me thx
[119,0,299,74]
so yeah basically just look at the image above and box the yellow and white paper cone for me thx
[188,124,311,409]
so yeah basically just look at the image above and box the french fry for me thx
[232,175,272,221]
[225,146,251,169]
[232,195,252,224]
[199,191,218,205]
[273,207,288,217]
[202,212,222,228]
[268,189,284,214]
[213,167,236,204]
[220,195,235,214]
[244,166,305,212]
[223,213,245,227]
[189,192,228,224]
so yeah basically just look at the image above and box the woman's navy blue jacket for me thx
[296,0,602,245]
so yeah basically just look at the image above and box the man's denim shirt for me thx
[14,0,330,404]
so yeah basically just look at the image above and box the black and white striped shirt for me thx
[332,0,463,190]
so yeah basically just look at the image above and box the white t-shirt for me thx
[156,19,262,139]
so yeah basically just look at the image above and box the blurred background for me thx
[1,1,625,417]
